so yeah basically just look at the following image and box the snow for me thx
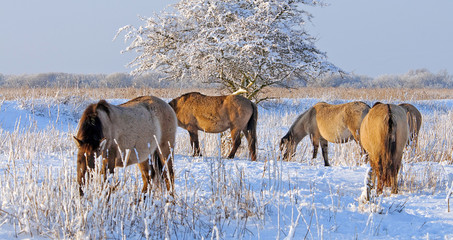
[0,96,452,239]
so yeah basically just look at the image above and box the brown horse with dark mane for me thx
[73,96,177,195]
[169,92,258,161]
[360,102,408,197]
[280,101,370,166]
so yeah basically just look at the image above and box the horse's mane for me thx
[182,92,203,97]
[372,102,383,108]
[78,101,109,149]
[361,101,371,108]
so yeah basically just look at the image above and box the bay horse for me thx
[280,101,370,166]
[168,92,258,161]
[360,102,409,196]
[73,96,177,196]
[398,103,422,147]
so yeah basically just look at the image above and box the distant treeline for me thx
[306,69,453,88]
[0,72,195,88]
[0,68,452,89]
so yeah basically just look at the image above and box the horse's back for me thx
[314,101,369,143]
[124,95,177,147]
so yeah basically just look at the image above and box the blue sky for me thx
[1,0,452,77]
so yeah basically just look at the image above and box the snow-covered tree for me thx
[117,0,339,100]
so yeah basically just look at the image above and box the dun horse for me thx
[398,103,422,147]
[73,96,177,195]
[360,103,408,196]
[169,92,258,161]
[280,101,370,166]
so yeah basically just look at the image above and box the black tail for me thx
[247,102,258,134]
[246,102,258,161]
[386,104,397,158]
[383,104,397,187]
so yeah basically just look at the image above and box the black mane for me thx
[77,103,104,149]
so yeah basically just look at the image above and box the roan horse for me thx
[360,103,408,197]
[169,92,258,161]
[398,103,422,147]
[280,101,370,166]
[73,96,177,195]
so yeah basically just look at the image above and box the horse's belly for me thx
[320,128,353,143]
[197,121,229,133]
[113,140,157,167]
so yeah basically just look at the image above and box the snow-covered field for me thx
[0,95,452,239]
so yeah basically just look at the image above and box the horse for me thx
[360,102,409,196]
[398,103,422,147]
[280,101,370,166]
[168,92,258,161]
[73,96,177,196]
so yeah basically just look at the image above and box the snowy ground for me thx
[0,96,452,239]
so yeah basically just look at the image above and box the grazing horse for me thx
[398,103,422,147]
[73,96,177,195]
[360,103,409,196]
[169,92,258,161]
[280,101,370,166]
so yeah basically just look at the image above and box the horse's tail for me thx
[383,104,397,186]
[246,101,258,161]
[247,102,258,133]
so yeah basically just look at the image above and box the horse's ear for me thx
[73,136,83,147]
[99,138,107,151]
[168,99,176,109]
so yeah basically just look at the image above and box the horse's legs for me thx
[376,174,384,195]
[366,167,374,201]
[188,130,201,156]
[155,145,174,192]
[320,139,330,166]
[243,129,257,161]
[164,153,174,192]
[311,133,321,161]
[138,161,152,193]
[311,142,319,159]
[101,156,115,181]
[391,169,399,194]
[228,128,242,159]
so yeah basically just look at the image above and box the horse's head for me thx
[279,134,294,161]
[74,104,106,195]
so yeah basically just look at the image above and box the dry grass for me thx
[260,87,453,101]
[1,87,452,101]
